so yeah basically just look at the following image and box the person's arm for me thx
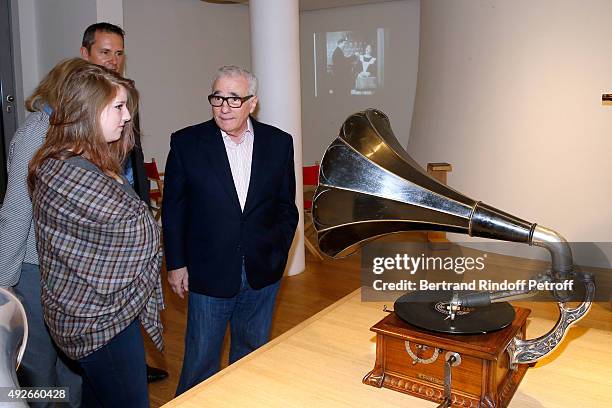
[275,136,299,252]
[161,133,190,297]
[0,120,43,287]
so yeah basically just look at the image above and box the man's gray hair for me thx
[212,65,258,96]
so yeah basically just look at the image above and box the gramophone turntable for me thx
[311,109,595,407]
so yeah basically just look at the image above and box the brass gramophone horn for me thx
[313,109,572,276]
[312,108,594,365]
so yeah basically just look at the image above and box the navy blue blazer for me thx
[130,114,150,206]
[162,118,298,297]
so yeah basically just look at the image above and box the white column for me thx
[249,0,305,276]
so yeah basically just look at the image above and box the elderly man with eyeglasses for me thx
[162,65,298,395]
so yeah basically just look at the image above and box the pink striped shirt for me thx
[221,119,254,211]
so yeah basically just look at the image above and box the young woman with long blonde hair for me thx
[28,62,163,407]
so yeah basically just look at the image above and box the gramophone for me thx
[0,288,28,407]
[312,109,595,408]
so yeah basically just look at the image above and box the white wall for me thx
[299,0,420,164]
[123,0,251,168]
[126,0,419,168]
[96,0,123,26]
[35,0,96,75]
[409,0,612,265]
[10,0,118,123]
[13,0,416,171]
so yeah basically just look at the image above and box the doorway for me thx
[0,0,18,203]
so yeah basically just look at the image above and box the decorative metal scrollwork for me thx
[507,274,595,366]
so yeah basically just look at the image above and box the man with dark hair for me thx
[80,22,126,74]
[80,23,148,205]
[80,22,167,384]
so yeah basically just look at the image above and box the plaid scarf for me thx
[32,158,163,360]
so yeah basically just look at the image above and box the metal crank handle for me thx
[436,352,461,408]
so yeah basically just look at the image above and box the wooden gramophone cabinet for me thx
[363,307,531,408]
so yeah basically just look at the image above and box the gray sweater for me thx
[0,111,49,286]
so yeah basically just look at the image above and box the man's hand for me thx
[168,267,189,299]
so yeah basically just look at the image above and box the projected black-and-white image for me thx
[301,1,419,165]
[314,29,386,97]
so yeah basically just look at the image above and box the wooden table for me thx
[163,289,612,407]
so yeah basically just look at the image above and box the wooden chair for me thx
[143,158,164,222]
[303,164,324,261]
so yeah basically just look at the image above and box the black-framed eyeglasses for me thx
[207,94,254,108]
